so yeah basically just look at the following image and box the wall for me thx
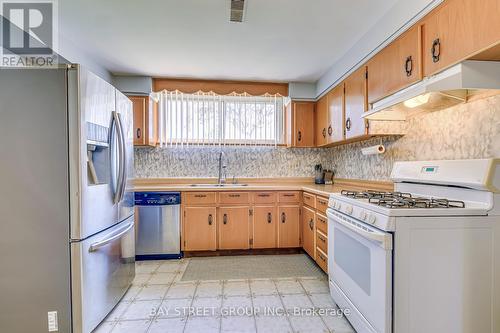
[135,94,500,181]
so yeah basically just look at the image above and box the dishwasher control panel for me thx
[135,192,181,206]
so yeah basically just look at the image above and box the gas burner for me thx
[341,190,465,209]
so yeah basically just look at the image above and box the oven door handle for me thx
[327,210,393,250]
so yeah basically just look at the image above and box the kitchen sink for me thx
[189,183,249,187]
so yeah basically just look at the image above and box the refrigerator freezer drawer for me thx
[71,216,135,333]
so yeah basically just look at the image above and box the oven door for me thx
[327,208,393,333]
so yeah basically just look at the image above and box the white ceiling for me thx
[59,0,402,82]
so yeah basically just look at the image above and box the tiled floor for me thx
[94,257,355,333]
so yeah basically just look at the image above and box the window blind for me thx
[156,90,285,147]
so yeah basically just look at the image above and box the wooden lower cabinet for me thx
[218,206,251,250]
[183,207,217,251]
[278,206,301,248]
[302,206,315,258]
[253,206,277,249]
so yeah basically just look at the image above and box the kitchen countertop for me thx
[133,177,394,198]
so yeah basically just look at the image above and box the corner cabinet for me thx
[286,101,315,147]
[130,95,158,146]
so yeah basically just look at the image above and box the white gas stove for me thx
[327,159,500,333]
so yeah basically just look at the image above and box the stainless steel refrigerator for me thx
[0,65,135,333]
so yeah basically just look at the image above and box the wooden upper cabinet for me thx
[183,207,216,251]
[278,206,300,248]
[130,95,158,146]
[218,206,250,250]
[286,101,315,147]
[327,83,345,143]
[344,66,368,139]
[315,95,328,147]
[253,206,277,249]
[422,0,500,77]
[302,206,315,258]
[367,25,422,104]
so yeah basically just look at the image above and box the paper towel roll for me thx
[361,144,385,155]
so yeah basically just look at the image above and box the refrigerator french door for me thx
[0,65,134,333]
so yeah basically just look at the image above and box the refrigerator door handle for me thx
[116,112,127,203]
[89,220,134,252]
[112,111,125,204]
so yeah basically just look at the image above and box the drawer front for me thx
[253,192,277,204]
[316,248,328,273]
[316,213,328,235]
[219,192,250,204]
[302,192,316,208]
[184,192,216,205]
[316,230,328,254]
[278,191,300,203]
[316,196,329,214]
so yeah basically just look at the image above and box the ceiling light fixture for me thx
[230,0,246,23]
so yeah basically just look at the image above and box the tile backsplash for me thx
[135,94,500,181]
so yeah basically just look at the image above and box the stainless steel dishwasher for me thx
[134,192,181,260]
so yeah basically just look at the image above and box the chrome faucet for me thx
[217,151,227,184]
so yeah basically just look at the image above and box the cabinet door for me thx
[344,66,367,139]
[219,206,250,250]
[130,96,146,145]
[148,98,158,146]
[253,206,277,249]
[183,207,216,251]
[278,206,300,248]
[315,95,328,147]
[293,102,315,147]
[367,25,422,103]
[422,0,500,77]
[302,206,315,258]
[327,83,345,143]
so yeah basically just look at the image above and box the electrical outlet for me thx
[47,311,58,332]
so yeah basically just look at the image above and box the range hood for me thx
[363,60,500,121]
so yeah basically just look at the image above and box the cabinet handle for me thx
[194,194,207,198]
[309,218,314,230]
[136,128,141,139]
[405,56,413,76]
[208,214,213,225]
[322,128,326,138]
[318,217,326,224]
[223,213,228,225]
[345,117,351,131]
[281,212,286,223]
[318,200,327,205]
[328,125,333,136]
[431,38,441,63]
[258,194,270,197]
[297,131,302,142]
[228,194,240,198]
[283,194,295,197]
[318,235,326,243]
[267,212,272,224]
[319,253,326,262]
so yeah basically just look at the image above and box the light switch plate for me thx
[48,311,58,332]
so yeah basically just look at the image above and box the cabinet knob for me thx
[281,212,286,223]
[431,38,441,63]
[405,56,413,76]
[267,212,272,224]
[309,218,314,230]
[322,128,326,138]
[136,128,141,139]
[223,213,228,225]
[208,214,213,225]
[345,117,352,131]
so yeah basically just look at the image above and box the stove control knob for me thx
[368,214,376,224]
[360,211,367,221]
[345,205,353,214]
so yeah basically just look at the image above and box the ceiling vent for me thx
[230,0,246,23]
